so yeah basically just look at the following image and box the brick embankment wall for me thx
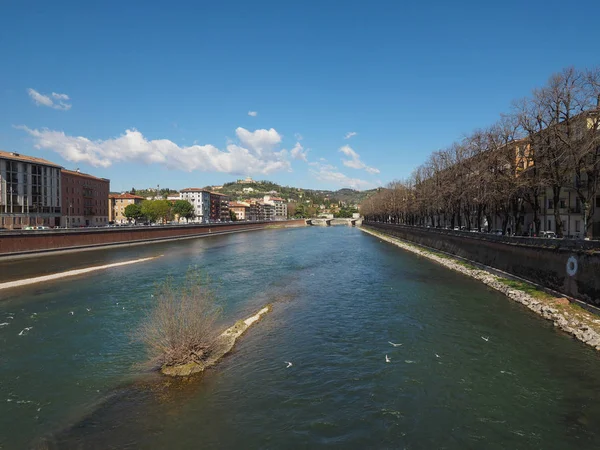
[364,222,600,307]
[0,220,306,257]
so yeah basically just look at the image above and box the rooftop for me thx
[62,168,110,182]
[109,193,146,200]
[0,150,62,168]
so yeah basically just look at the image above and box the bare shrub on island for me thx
[137,270,222,370]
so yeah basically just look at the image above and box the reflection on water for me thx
[2,227,600,449]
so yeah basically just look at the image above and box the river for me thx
[1,226,600,449]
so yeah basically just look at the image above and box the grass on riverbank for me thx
[497,278,555,301]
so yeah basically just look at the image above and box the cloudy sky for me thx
[1,1,599,192]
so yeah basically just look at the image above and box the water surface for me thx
[1,227,600,449]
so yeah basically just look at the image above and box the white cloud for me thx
[309,161,375,190]
[27,88,71,110]
[16,125,291,175]
[290,142,308,162]
[344,131,357,139]
[248,111,258,117]
[339,145,380,174]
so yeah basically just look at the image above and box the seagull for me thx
[388,341,402,347]
[0,322,9,327]
[150,294,154,298]
[284,361,292,368]
[385,355,391,363]
[18,327,33,336]
[435,354,440,358]
[122,307,125,310]
[481,336,489,342]
[86,308,91,312]
[69,311,74,315]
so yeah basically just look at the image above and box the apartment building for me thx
[263,195,288,220]
[230,201,250,220]
[109,192,145,224]
[61,169,110,227]
[0,150,62,229]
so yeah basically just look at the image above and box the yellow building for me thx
[109,193,145,223]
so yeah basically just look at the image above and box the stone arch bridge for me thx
[305,218,362,227]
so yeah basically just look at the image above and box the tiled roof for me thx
[62,169,110,182]
[0,150,62,168]
[109,193,145,200]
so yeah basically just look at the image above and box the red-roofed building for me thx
[61,169,110,227]
[109,192,145,224]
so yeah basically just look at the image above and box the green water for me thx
[1,227,600,449]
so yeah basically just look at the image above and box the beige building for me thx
[109,193,145,223]
[230,201,250,220]
[0,150,62,229]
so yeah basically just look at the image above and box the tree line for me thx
[124,199,195,224]
[361,67,600,238]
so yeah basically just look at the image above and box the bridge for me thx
[305,218,362,227]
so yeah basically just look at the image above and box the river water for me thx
[1,226,600,449]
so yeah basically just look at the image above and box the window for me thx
[560,199,567,209]
[548,200,554,209]
[548,220,552,230]
[575,220,581,232]
[596,196,600,208]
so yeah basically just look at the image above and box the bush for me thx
[137,270,222,369]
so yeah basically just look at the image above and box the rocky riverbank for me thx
[161,305,272,377]
[361,226,600,351]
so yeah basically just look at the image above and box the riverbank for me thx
[0,220,306,261]
[361,225,600,351]
[162,305,272,376]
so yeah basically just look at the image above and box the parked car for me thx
[491,229,503,235]
[540,231,557,238]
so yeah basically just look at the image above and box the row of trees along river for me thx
[361,66,600,238]
[124,199,198,224]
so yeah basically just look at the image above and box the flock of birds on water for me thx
[0,303,128,337]
[283,337,492,369]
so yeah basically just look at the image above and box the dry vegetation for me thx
[136,270,222,370]
[361,66,600,238]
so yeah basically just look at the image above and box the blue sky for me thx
[1,0,599,192]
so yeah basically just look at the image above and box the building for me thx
[208,192,230,222]
[263,195,288,220]
[180,188,210,223]
[61,169,110,227]
[0,150,62,229]
[237,176,254,184]
[109,192,145,224]
[230,201,250,220]
[258,202,275,221]
[166,193,181,201]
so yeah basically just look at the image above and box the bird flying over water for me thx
[481,336,489,342]
[435,354,440,358]
[284,361,292,368]
[385,355,391,363]
[18,327,32,336]
[388,341,402,347]
[0,322,9,327]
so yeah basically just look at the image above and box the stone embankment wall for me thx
[0,220,306,257]
[364,222,600,307]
